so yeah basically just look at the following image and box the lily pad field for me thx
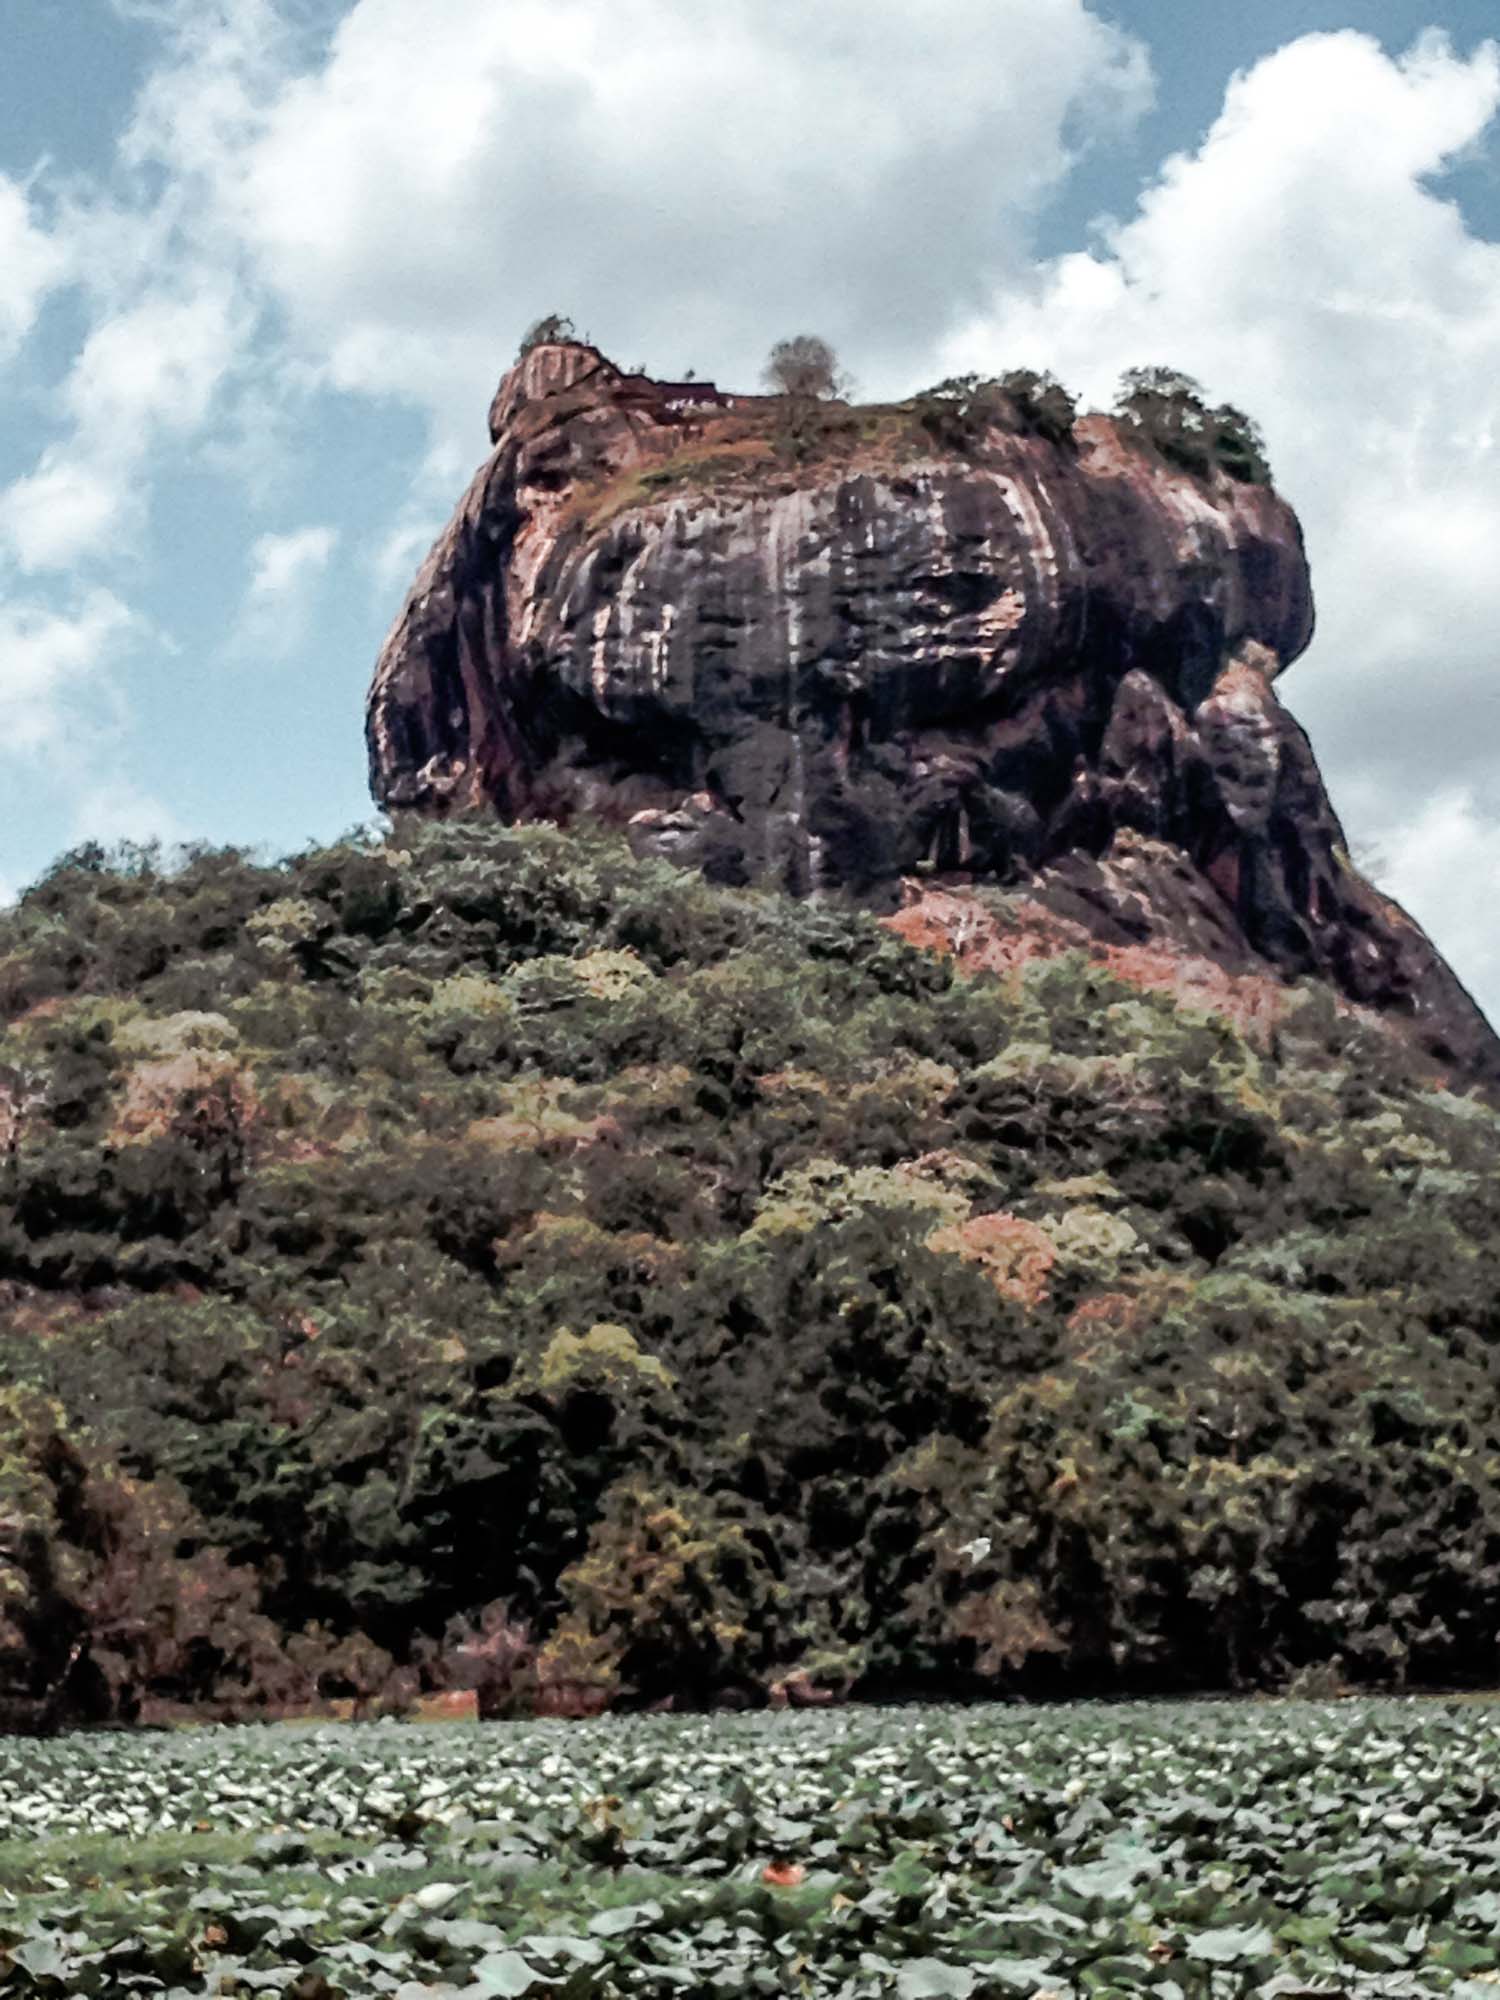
[4,1702,1500,1998]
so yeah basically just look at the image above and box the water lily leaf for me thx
[9,1937,75,1981]
[1084,1956,1159,1989]
[1338,1934,1411,1971]
[414,1882,465,1912]
[970,1958,1056,1994]
[895,1961,977,1999]
[1186,1923,1276,1964]
[253,1833,313,1866]
[586,1901,663,1936]
[1054,1853,1150,1904]
[470,1951,546,1996]
[516,1935,607,1965]
[1441,1942,1500,1973]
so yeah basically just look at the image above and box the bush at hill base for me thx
[2,820,1499,1724]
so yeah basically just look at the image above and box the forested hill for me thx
[3,820,1500,1726]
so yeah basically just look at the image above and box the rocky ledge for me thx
[367,340,1500,1091]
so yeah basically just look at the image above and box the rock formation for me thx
[367,340,1500,1091]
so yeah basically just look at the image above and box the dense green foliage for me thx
[517,313,578,356]
[2,822,1499,1722]
[6,1700,1500,1993]
[913,372,1078,451]
[1113,368,1273,485]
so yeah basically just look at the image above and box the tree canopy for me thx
[1,819,1492,1723]
[763,334,846,400]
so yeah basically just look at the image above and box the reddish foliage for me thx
[768,1670,836,1708]
[885,882,1293,1045]
[533,1679,612,1719]
[112,1052,255,1146]
[884,885,1075,982]
[928,1211,1057,1306]
[762,1861,807,1888]
[412,1689,479,1722]
[1063,1290,1148,1361]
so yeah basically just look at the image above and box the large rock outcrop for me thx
[368,341,1500,1091]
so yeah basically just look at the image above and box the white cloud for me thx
[0,0,275,574]
[1383,787,1500,1023]
[0,175,65,361]
[235,0,1152,444]
[938,29,1500,1022]
[0,285,246,571]
[68,777,184,850]
[0,585,176,871]
[0,1,1153,569]
[65,287,243,444]
[116,0,291,184]
[0,591,137,757]
[235,522,339,657]
[370,513,437,601]
[247,522,337,601]
[0,3,329,877]
[0,454,128,572]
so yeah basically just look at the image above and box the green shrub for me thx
[0,818,1493,1716]
[912,370,1077,454]
[1114,366,1274,485]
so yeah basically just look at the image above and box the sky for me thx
[3,0,1500,1018]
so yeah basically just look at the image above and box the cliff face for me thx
[368,341,1500,1090]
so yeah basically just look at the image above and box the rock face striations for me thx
[368,341,1500,1090]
